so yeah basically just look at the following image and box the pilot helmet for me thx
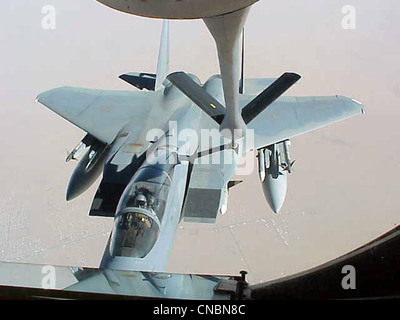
[135,193,147,207]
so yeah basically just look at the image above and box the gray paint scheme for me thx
[0,261,231,299]
[36,12,364,275]
[96,0,258,19]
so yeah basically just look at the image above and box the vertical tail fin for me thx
[239,28,245,94]
[155,20,170,90]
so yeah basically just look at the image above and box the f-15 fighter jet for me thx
[36,1,364,272]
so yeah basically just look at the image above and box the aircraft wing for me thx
[242,95,365,150]
[36,87,152,144]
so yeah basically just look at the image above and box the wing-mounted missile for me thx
[66,141,86,162]
[66,135,109,201]
[65,143,84,162]
[258,143,289,213]
[257,149,267,182]
[65,134,97,162]
[280,139,295,174]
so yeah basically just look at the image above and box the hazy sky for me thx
[0,0,399,284]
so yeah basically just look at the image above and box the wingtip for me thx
[350,98,366,114]
[284,72,302,82]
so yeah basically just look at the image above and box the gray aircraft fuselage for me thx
[98,74,242,272]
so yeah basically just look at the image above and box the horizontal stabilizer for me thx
[167,72,225,124]
[241,72,301,124]
[119,72,156,91]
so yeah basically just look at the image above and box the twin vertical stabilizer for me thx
[155,20,169,90]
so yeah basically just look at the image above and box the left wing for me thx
[242,95,365,150]
[37,86,153,144]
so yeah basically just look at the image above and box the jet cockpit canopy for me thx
[110,162,175,258]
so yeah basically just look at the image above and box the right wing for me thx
[243,95,365,150]
[36,86,152,144]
